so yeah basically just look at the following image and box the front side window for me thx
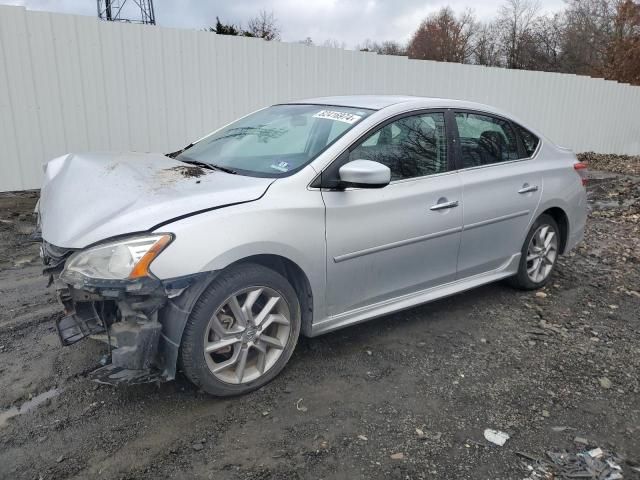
[455,112,519,168]
[177,104,373,177]
[349,112,448,181]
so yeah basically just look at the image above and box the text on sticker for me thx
[313,110,362,124]
[270,161,289,172]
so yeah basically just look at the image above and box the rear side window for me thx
[514,124,540,157]
[455,112,519,168]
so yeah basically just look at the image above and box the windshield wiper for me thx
[209,164,237,175]
[178,159,217,171]
[179,159,237,175]
[165,143,194,158]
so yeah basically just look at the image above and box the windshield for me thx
[176,104,373,177]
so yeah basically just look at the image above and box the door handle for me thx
[430,200,459,211]
[518,184,539,194]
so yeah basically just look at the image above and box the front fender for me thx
[149,189,327,354]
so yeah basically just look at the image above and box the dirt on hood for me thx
[38,152,273,248]
[163,165,210,179]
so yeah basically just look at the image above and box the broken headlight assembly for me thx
[60,233,173,285]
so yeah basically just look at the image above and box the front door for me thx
[453,111,543,278]
[322,111,463,316]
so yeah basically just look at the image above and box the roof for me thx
[292,95,425,110]
[289,95,533,133]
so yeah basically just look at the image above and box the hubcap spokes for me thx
[204,286,291,384]
[526,224,558,283]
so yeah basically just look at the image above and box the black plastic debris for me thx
[518,445,625,480]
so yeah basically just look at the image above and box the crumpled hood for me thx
[39,152,274,248]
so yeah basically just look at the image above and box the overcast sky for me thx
[0,0,567,47]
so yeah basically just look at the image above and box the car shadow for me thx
[299,279,515,351]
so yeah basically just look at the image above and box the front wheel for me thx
[508,214,560,290]
[180,263,301,396]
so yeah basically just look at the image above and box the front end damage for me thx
[34,151,275,387]
[41,239,213,386]
[56,273,166,385]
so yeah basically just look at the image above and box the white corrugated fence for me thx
[1,5,639,191]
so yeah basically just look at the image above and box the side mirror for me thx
[338,160,391,189]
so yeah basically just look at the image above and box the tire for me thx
[508,214,560,290]
[180,263,301,396]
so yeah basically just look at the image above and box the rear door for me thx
[322,111,463,316]
[454,111,542,278]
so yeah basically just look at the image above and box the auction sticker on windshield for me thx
[313,110,362,124]
[270,161,289,172]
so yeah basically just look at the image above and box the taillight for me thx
[574,162,588,186]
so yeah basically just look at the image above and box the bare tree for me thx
[357,39,406,55]
[246,10,281,41]
[496,0,541,69]
[377,41,407,56]
[528,12,566,71]
[561,0,617,76]
[357,39,377,52]
[323,38,347,49]
[407,7,477,63]
[473,22,503,66]
[298,37,314,46]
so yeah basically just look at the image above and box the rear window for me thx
[515,124,540,157]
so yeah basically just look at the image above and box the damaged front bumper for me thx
[47,248,215,386]
[56,276,166,384]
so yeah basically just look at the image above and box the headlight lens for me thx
[61,234,172,281]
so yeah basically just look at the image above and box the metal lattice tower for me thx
[97,0,156,25]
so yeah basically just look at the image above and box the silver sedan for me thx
[39,95,588,395]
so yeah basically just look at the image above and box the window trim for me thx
[451,110,543,172]
[512,121,541,160]
[310,108,455,189]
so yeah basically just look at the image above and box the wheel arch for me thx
[230,254,314,337]
[539,206,569,254]
[158,253,315,381]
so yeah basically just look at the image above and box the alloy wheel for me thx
[203,286,291,384]
[526,224,558,283]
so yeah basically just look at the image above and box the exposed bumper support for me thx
[89,364,166,386]
[56,302,104,346]
[53,271,217,386]
[110,319,162,370]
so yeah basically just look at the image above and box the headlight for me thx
[61,234,172,281]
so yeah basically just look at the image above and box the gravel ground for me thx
[0,156,639,480]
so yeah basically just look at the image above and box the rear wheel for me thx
[508,214,560,290]
[180,263,300,396]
